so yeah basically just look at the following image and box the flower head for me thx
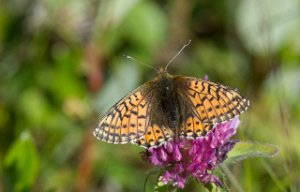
[141,117,240,189]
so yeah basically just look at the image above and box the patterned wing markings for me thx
[133,124,174,148]
[175,77,250,124]
[179,114,214,139]
[93,87,154,144]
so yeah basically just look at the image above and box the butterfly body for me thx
[94,69,250,148]
[153,72,181,132]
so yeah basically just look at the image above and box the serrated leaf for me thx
[225,141,279,164]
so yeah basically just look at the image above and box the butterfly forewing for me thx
[175,76,250,125]
[94,85,154,144]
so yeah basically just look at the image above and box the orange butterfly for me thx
[94,43,250,148]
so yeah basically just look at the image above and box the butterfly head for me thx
[158,67,168,74]
[155,70,176,99]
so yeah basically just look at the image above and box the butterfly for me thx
[93,68,250,148]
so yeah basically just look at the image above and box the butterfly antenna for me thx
[165,39,192,71]
[123,54,159,73]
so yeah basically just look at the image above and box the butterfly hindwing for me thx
[176,95,214,139]
[133,124,173,148]
[179,114,214,139]
[133,90,175,148]
[175,76,250,124]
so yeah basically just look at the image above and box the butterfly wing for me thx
[175,76,250,125]
[94,84,153,144]
[133,123,173,148]
[180,115,215,139]
[94,81,174,147]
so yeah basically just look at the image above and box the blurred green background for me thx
[1,0,300,191]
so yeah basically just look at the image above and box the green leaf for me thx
[4,131,40,192]
[225,141,279,164]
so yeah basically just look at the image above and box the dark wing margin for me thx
[174,76,250,124]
